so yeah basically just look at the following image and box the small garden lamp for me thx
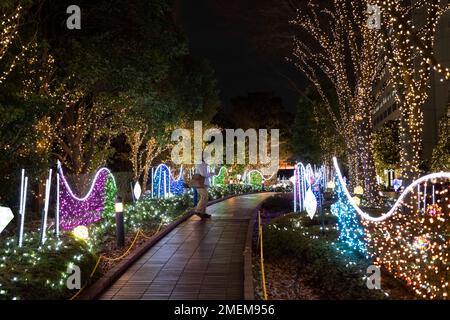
[115,196,125,247]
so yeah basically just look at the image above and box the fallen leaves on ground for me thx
[253,258,319,300]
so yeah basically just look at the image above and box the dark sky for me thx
[177,0,306,112]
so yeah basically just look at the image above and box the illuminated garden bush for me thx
[362,184,450,299]
[331,174,368,257]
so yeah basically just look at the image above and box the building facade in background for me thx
[373,5,450,182]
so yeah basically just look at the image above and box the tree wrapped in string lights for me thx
[431,108,450,172]
[290,0,384,203]
[371,1,450,181]
[0,4,31,84]
[125,121,174,189]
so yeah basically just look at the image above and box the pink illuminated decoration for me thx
[58,162,117,231]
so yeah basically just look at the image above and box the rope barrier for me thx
[69,219,165,300]
[138,219,164,240]
[258,211,268,300]
[101,230,141,262]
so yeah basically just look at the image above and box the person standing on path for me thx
[194,158,214,219]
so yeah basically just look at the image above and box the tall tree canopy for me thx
[0,0,221,204]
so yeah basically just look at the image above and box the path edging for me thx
[78,192,259,300]
[243,207,259,300]
[243,192,278,300]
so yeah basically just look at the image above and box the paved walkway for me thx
[99,193,274,300]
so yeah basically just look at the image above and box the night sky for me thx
[177,0,306,112]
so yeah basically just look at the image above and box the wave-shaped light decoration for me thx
[332,156,450,222]
[58,162,117,231]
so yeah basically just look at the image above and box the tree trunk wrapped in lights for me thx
[431,106,450,172]
[372,0,450,182]
[290,0,383,203]
[141,138,171,191]
[0,4,30,84]
[126,131,172,191]
[126,129,147,182]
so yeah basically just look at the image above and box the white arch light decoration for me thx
[57,162,118,231]
[58,161,117,201]
[332,157,450,222]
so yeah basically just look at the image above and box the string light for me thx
[333,156,450,222]
[371,0,450,181]
[0,5,31,84]
[331,173,369,257]
[290,0,382,202]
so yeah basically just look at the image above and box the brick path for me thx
[99,193,274,300]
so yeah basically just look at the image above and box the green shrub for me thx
[0,233,97,300]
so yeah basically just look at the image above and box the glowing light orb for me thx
[426,204,442,217]
[72,225,89,241]
[354,186,364,195]
[413,235,430,252]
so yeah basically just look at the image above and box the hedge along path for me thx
[69,219,165,300]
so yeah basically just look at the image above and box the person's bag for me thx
[190,174,205,188]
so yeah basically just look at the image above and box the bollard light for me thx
[115,197,124,213]
[115,196,125,247]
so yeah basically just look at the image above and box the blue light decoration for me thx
[152,164,184,198]
[392,178,402,192]
[170,166,185,196]
[311,173,323,203]
[331,174,368,257]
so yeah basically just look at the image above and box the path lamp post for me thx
[115,196,125,247]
